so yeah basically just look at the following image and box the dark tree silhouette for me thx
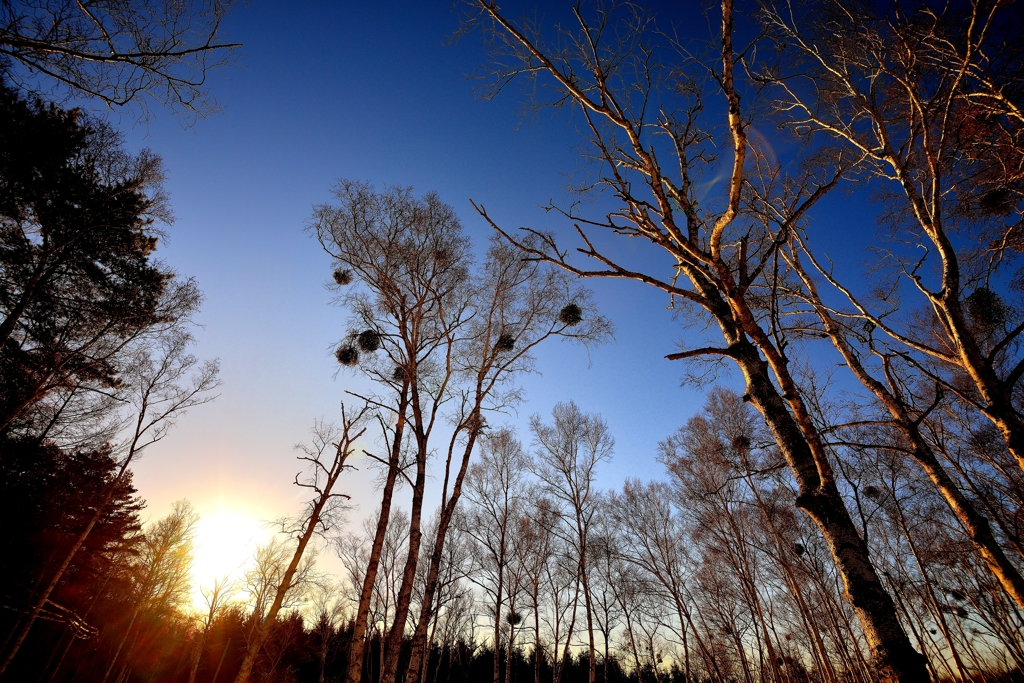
[0,438,142,681]
[0,0,239,120]
[0,84,181,439]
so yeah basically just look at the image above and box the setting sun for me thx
[189,508,270,611]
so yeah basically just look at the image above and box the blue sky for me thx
[111,0,876,551]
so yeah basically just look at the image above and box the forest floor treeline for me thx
[4,393,1024,683]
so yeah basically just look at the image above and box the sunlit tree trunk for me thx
[786,247,1024,611]
[760,0,1024,488]
[469,0,929,674]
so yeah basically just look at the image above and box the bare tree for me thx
[540,511,581,683]
[237,536,317,677]
[459,428,526,683]
[462,0,927,678]
[336,505,412,683]
[529,401,612,683]
[311,181,608,683]
[751,0,1024,611]
[0,0,240,120]
[523,498,557,683]
[406,514,472,683]
[232,405,368,683]
[187,575,232,683]
[588,518,624,683]
[403,235,609,683]
[662,390,804,683]
[610,480,721,683]
[758,4,1024,476]
[308,580,347,683]
[101,499,198,683]
[331,380,1024,682]
[312,181,474,683]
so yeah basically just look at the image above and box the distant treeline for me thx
[4,394,1024,683]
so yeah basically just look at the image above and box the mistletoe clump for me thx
[558,303,583,326]
[494,333,515,353]
[335,344,359,366]
[333,268,353,286]
[357,329,381,352]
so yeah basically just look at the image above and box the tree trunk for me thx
[553,580,580,683]
[344,404,407,683]
[620,607,644,683]
[188,627,211,683]
[0,254,51,349]
[579,563,596,683]
[602,629,609,683]
[505,612,515,683]
[404,432,479,683]
[101,605,142,683]
[379,437,428,683]
[794,259,1024,611]
[733,340,928,683]
[417,587,442,683]
[232,511,318,683]
[493,563,505,683]
[210,638,231,683]
[533,582,541,683]
[318,632,328,683]
[234,412,362,683]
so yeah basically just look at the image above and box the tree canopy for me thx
[0,0,239,120]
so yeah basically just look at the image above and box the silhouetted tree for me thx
[0,307,217,675]
[460,429,527,683]
[311,181,608,683]
[0,438,142,681]
[530,402,612,683]
[0,0,240,120]
[101,499,197,683]
[188,576,232,683]
[0,83,187,439]
[233,405,368,683]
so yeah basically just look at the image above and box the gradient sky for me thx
[108,0,875,583]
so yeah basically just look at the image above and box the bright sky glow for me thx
[189,508,271,612]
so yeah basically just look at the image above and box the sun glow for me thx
[189,508,269,612]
